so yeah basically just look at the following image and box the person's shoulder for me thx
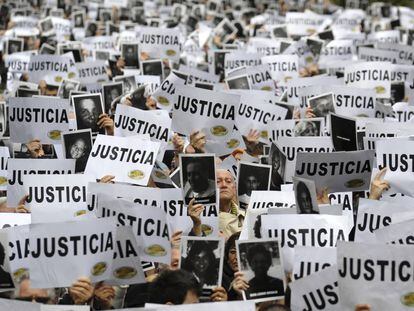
[268,276,284,287]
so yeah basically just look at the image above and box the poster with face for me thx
[236,239,285,301]
[102,82,123,113]
[268,142,287,191]
[292,177,319,214]
[62,129,93,173]
[308,93,336,119]
[72,93,105,134]
[122,43,139,68]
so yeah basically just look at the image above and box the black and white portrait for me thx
[180,154,217,205]
[85,21,98,37]
[6,38,23,54]
[141,60,164,79]
[180,237,224,295]
[236,239,284,301]
[293,177,319,214]
[73,11,85,28]
[113,75,136,94]
[268,143,286,191]
[62,48,83,63]
[62,129,93,173]
[16,87,40,98]
[294,119,322,137]
[58,79,80,99]
[307,38,324,56]
[272,26,288,38]
[50,8,64,17]
[106,22,119,35]
[94,50,110,61]
[226,75,251,90]
[308,93,335,119]
[72,93,105,134]
[99,9,112,23]
[0,234,14,290]
[39,17,54,34]
[237,162,271,209]
[102,82,123,113]
[390,81,405,105]
[214,51,227,77]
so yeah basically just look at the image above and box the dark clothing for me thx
[270,172,283,191]
[0,267,14,290]
[245,275,284,300]
[222,262,241,301]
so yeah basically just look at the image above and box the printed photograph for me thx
[6,38,23,54]
[293,177,319,214]
[72,93,105,134]
[58,79,80,99]
[16,87,40,98]
[113,75,137,94]
[236,239,284,301]
[294,119,322,137]
[226,75,251,90]
[62,129,92,173]
[141,60,164,79]
[102,82,123,113]
[308,93,335,119]
[180,154,217,205]
[268,142,286,191]
[122,43,139,68]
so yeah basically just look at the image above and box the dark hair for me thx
[296,181,311,202]
[148,269,201,305]
[0,242,5,265]
[224,231,240,262]
[247,244,272,267]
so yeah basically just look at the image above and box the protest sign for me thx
[27,54,75,85]
[266,120,295,141]
[23,174,93,223]
[262,54,299,85]
[292,246,337,280]
[291,265,341,311]
[172,85,240,140]
[76,60,108,84]
[295,150,375,192]
[87,182,219,236]
[0,298,39,311]
[376,138,414,196]
[8,97,69,144]
[285,12,327,37]
[97,194,171,264]
[108,226,146,286]
[139,27,181,61]
[332,85,376,118]
[224,51,261,73]
[84,134,160,186]
[330,113,357,152]
[337,241,414,310]
[114,105,171,143]
[152,301,255,311]
[152,71,186,111]
[247,190,296,210]
[7,159,76,207]
[375,219,414,245]
[0,214,31,229]
[344,61,392,98]
[358,47,399,63]
[276,136,334,182]
[244,65,275,91]
[29,218,116,288]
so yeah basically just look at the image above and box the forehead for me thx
[217,169,232,179]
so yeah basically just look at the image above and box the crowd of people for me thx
[0,0,413,310]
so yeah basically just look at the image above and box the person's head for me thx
[225,232,240,272]
[14,276,55,304]
[217,169,236,204]
[314,98,332,116]
[270,150,281,172]
[296,181,313,214]
[148,269,201,305]
[295,121,318,137]
[185,241,216,276]
[244,174,259,196]
[109,87,120,100]
[247,244,272,278]
[69,138,87,159]
[79,98,98,127]
[186,160,208,193]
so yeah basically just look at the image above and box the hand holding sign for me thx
[94,282,115,309]
[15,195,30,214]
[190,130,206,153]
[232,271,249,295]
[188,198,204,236]
[368,167,390,200]
[68,276,94,305]
[210,286,228,302]
[97,114,114,136]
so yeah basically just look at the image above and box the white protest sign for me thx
[292,246,337,280]
[8,97,69,144]
[114,105,171,143]
[23,174,93,223]
[291,265,341,311]
[320,40,354,63]
[376,138,414,196]
[368,30,400,44]
[139,27,181,61]
[392,102,414,122]
[285,12,326,37]
[262,54,299,85]
[180,65,220,85]
[248,190,296,210]
[152,71,186,111]
[153,301,255,311]
[224,51,261,73]
[108,226,146,286]
[7,159,76,207]
[87,182,219,236]
[332,9,365,32]
[337,241,414,311]
[235,92,287,141]
[51,17,71,40]
[83,36,116,52]
[172,85,239,140]
[97,195,171,264]
[266,120,295,142]
[276,136,334,182]
[204,129,246,157]
[375,219,414,245]
[84,134,160,186]
[27,54,75,85]
[295,150,375,192]
[358,47,399,64]
[76,60,108,84]
[332,85,376,117]
[40,306,89,311]
[5,52,31,74]
[243,65,275,91]
[29,218,116,288]
[0,214,31,229]
[0,298,39,311]
[344,61,392,98]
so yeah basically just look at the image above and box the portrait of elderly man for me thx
[72,94,104,134]
[181,155,216,205]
